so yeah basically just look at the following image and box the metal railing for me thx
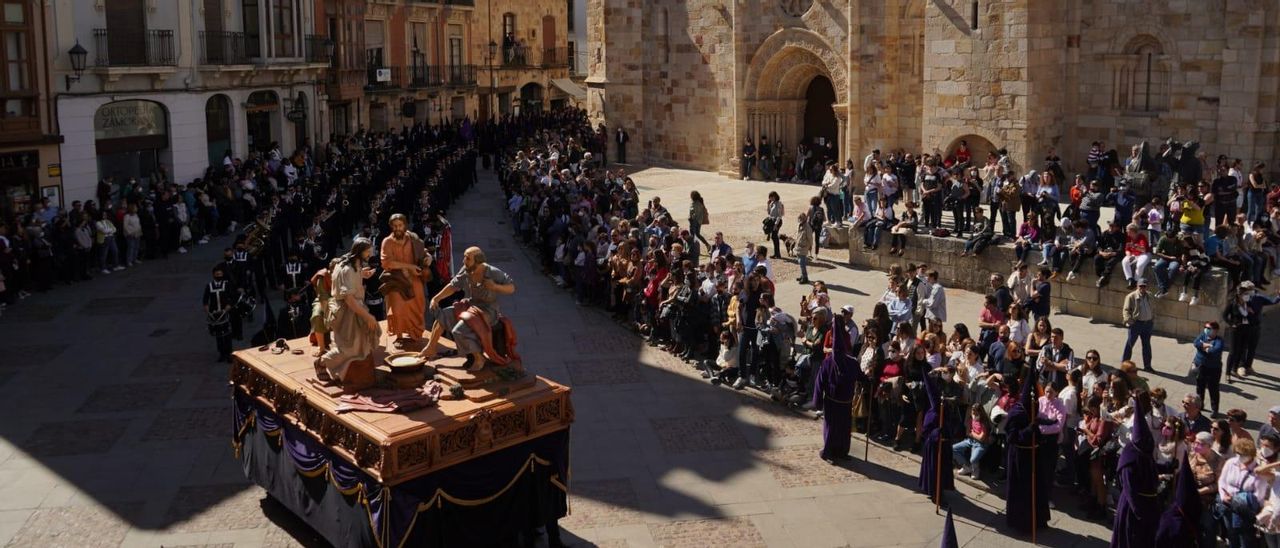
[92,29,176,67]
[446,64,477,86]
[366,66,403,90]
[500,45,531,68]
[304,34,330,63]
[409,64,444,88]
[542,47,570,68]
[199,31,250,65]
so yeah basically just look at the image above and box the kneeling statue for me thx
[419,246,519,371]
[315,238,382,387]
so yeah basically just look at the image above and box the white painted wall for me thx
[57,83,322,205]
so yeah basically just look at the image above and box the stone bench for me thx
[842,229,1230,340]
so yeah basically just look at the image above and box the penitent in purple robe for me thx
[917,369,954,502]
[1003,376,1039,534]
[1154,456,1201,548]
[1111,397,1160,548]
[811,316,864,461]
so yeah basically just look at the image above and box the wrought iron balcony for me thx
[199,31,250,65]
[304,34,330,64]
[366,66,403,90]
[409,64,444,88]
[446,65,477,87]
[92,29,176,67]
[542,47,570,68]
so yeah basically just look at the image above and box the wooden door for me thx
[541,16,555,61]
[106,0,146,65]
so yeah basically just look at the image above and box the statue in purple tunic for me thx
[1112,395,1160,548]
[1154,456,1201,548]
[917,367,953,503]
[1003,376,1040,534]
[811,315,865,462]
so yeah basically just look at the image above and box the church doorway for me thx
[803,76,837,161]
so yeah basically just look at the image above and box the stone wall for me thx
[840,228,1229,340]
[589,0,1280,179]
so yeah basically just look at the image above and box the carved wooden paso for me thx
[230,322,573,485]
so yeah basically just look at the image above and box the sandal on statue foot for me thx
[312,360,332,382]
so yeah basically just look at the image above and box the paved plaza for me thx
[1,165,1277,547]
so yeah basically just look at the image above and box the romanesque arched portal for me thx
[741,28,850,168]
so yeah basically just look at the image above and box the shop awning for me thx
[550,78,586,102]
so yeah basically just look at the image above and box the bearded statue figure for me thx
[419,246,519,371]
[315,238,382,385]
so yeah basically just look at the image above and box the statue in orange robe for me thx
[380,214,430,347]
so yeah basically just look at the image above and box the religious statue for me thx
[308,260,334,357]
[380,213,431,348]
[314,238,382,385]
[419,246,518,371]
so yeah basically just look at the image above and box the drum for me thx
[208,310,231,337]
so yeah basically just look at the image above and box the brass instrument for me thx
[243,211,274,256]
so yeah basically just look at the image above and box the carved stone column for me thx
[832,103,850,165]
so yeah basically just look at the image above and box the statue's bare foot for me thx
[418,347,438,361]
[466,355,487,372]
[312,347,326,358]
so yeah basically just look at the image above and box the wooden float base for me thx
[230,321,572,485]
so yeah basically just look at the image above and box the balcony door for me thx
[203,0,226,63]
[204,0,223,32]
[106,0,146,65]
[242,0,260,58]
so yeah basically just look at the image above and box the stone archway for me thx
[946,134,999,166]
[740,28,849,167]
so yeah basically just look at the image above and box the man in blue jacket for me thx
[1192,321,1225,416]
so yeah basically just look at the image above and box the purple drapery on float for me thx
[232,390,568,548]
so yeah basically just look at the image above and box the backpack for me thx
[810,206,826,230]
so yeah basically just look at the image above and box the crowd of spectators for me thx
[506,123,1280,546]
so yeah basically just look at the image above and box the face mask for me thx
[1264,447,1276,459]
[1204,328,1213,337]
[1242,456,1255,465]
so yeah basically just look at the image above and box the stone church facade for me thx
[585,0,1280,177]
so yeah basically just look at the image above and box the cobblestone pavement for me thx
[0,164,1243,547]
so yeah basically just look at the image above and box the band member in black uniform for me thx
[204,265,236,362]
[276,288,312,341]
[279,248,310,302]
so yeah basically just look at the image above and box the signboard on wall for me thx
[94,100,167,141]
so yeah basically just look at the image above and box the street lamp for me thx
[66,40,87,91]
[488,40,497,120]
[323,37,335,65]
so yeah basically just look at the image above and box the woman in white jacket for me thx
[93,210,121,273]
[122,204,143,266]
